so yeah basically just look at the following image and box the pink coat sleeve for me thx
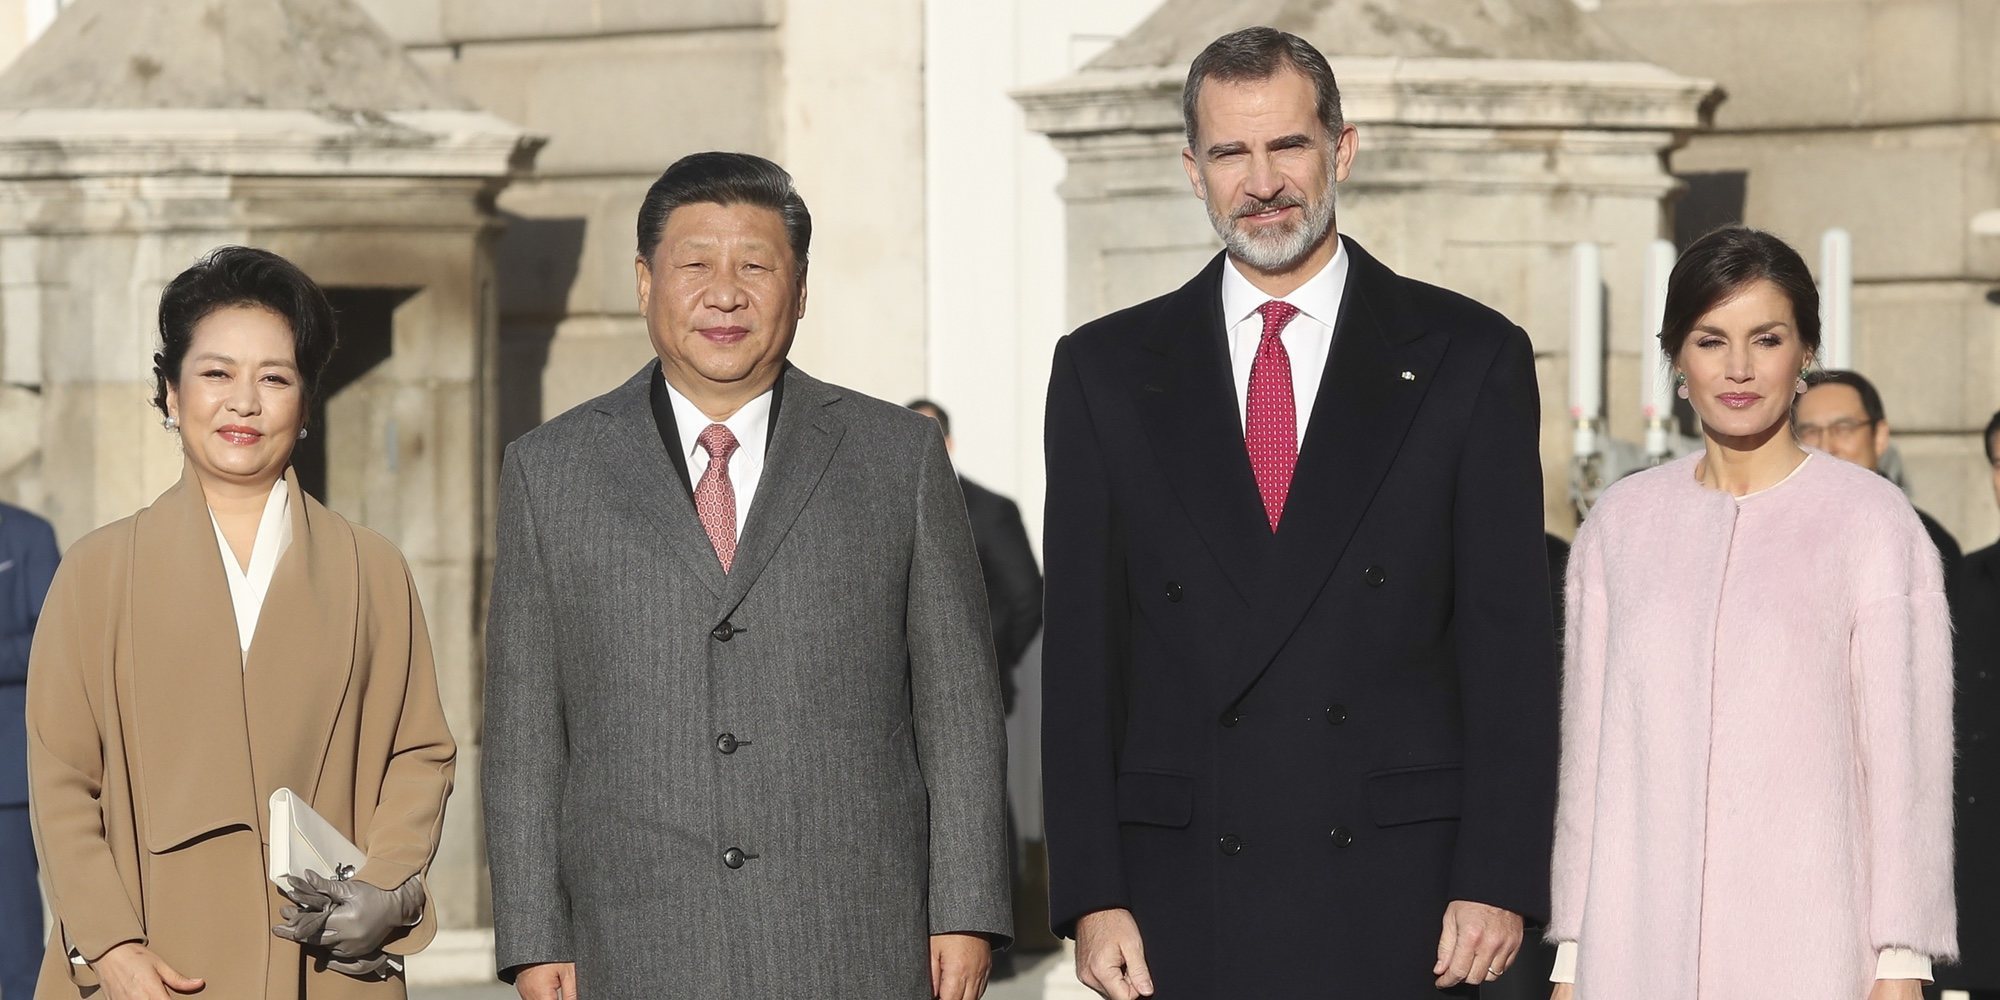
[1850,524,1957,961]
[1548,520,1607,943]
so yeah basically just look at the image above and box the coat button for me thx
[716,733,741,754]
[712,621,736,642]
[1166,581,1183,603]
[1330,827,1354,848]
[723,847,747,869]
[1326,704,1348,725]
[1218,834,1243,856]
[1363,566,1387,587]
[1220,709,1242,728]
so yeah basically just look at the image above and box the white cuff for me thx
[1875,947,1933,982]
[1551,940,1578,983]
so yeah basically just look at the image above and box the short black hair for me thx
[1659,226,1822,362]
[1802,369,1886,423]
[1183,27,1344,151]
[1985,409,2000,464]
[636,151,811,273]
[152,246,338,419]
[907,398,950,437]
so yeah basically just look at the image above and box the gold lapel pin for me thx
[1399,370,1416,381]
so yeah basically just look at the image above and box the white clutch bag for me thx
[267,787,366,887]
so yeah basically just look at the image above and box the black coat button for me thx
[716,733,741,754]
[1330,827,1354,848]
[1218,834,1243,856]
[1326,704,1348,725]
[712,621,736,642]
[1363,566,1387,587]
[723,847,748,869]
[1166,581,1183,603]
[1220,709,1242,728]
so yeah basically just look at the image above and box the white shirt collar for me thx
[660,374,774,464]
[1220,237,1349,331]
[209,477,293,658]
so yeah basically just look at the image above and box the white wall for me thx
[922,0,1161,548]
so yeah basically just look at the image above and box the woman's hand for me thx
[1865,979,1924,1000]
[1550,983,1575,1000]
[92,942,204,1000]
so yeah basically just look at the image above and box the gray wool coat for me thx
[482,363,1012,998]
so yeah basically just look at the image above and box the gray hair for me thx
[1182,26,1344,151]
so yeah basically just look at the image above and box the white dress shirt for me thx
[662,375,774,539]
[1220,239,1350,448]
[208,478,293,661]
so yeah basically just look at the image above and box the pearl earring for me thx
[161,416,178,431]
[297,427,309,440]
[1675,373,1689,400]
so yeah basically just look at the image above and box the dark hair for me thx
[906,398,950,437]
[1985,409,2000,464]
[1183,27,1343,151]
[636,151,812,273]
[152,246,338,418]
[1802,369,1885,423]
[1658,226,1821,361]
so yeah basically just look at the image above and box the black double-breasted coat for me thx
[1943,541,2000,991]
[1041,239,1560,997]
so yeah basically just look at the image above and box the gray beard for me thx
[1210,183,1337,273]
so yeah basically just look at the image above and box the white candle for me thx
[1819,228,1852,369]
[1641,238,1676,420]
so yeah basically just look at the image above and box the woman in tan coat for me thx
[27,247,456,1000]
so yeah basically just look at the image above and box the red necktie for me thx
[1246,300,1299,532]
[694,423,740,571]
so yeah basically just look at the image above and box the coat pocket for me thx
[1363,762,1464,827]
[1115,770,1194,828]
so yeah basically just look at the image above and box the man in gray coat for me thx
[483,151,1012,1000]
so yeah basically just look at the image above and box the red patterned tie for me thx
[694,423,740,571]
[1246,300,1299,532]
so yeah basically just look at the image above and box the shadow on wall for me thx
[295,287,414,501]
[495,214,588,449]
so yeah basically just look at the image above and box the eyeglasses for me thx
[1794,417,1876,444]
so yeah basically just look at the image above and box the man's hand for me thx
[1075,908,1154,999]
[513,962,578,1000]
[930,933,992,1000]
[1433,900,1523,988]
[1866,979,1925,1000]
[91,942,204,1000]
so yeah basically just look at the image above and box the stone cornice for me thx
[0,109,544,179]
[1017,57,1719,138]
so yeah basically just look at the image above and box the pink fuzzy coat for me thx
[1550,452,1956,999]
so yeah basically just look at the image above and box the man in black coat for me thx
[1939,409,2000,1000]
[1796,370,1963,583]
[1041,27,1558,1000]
[908,399,1044,710]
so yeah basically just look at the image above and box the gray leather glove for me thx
[272,871,425,959]
[323,952,395,979]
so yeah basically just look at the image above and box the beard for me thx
[1206,172,1338,273]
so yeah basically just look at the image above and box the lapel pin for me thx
[1399,370,1416,381]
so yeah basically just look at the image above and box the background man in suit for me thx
[1939,409,2000,1000]
[0,501,56,1000]
[1041,27,1559,999]
[483,151,1011,1000]
[1796,369,1963,583]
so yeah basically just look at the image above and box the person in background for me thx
[28,246,456,1000]
[1795,369,1963,583]
[1938,409,2000,1000]
[906,400,1043,711]
[1550,226,1954,1000]
[0,500,57,1000]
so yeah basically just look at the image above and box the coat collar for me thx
[1135,236,1451,702]
[592,362,846,619]
[129,461,359,852]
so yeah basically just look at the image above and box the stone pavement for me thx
[410,950,1065,1000]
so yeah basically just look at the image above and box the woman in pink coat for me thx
[1548,227,1956,1000]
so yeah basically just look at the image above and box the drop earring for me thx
[1675,372,1690,400]
[1794,369,1810,395]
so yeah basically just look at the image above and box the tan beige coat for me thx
[27,466,455,999]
